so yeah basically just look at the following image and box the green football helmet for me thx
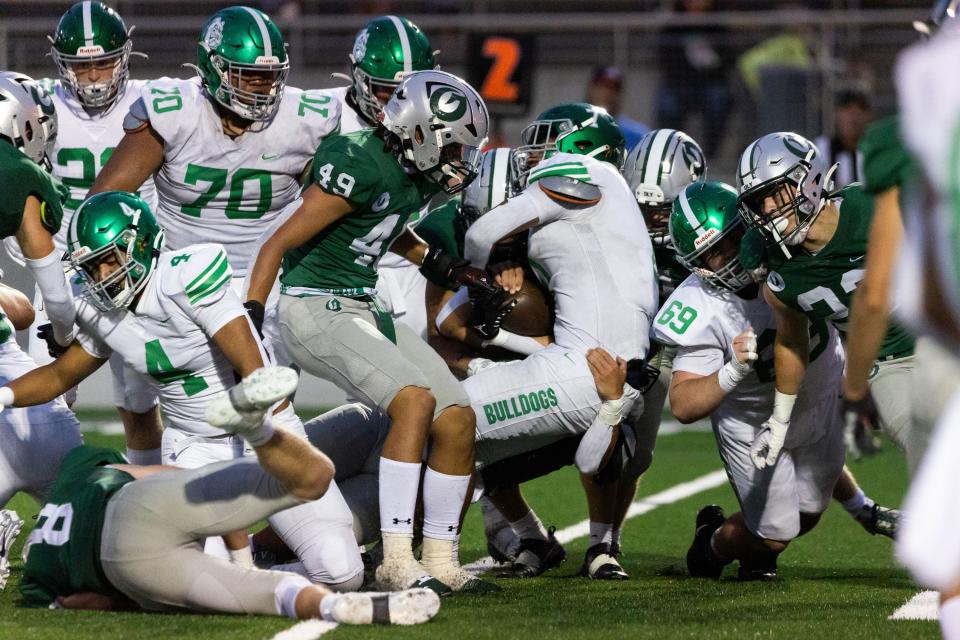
[67,191,165,312]
[338,15,437,125]
[512,102,626,186]
[49,1,144,109]
[194,6,289,122]
[669,181,753,292]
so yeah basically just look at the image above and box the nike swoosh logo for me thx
[849,255,864,262]
[261,153,279,160]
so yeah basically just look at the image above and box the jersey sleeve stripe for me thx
[528,166,591,184]
[185,251,228,293]
[187,259,231,303]
[189,271,232,305]
[529,161,585,178]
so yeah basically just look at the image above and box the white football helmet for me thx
[0,72,58,167]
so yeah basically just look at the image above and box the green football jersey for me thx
[859,116,918,195]
[281,129,442,296]
[416,199,463,258]
[20,446,133,607]
[765,184,915,359]
[0,140,67,238]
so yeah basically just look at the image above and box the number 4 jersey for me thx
[74,243,256,437]
[764,184,915,360]
[137,77,342,277]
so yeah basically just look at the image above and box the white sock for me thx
[319,593,343,622]
[229,546,254,567]
[125,447,161,465]
[274,574,311,619]
[422,467,470,541]
[841,489,874,520]
[26,250,75,346]
[941,595,960,640]
[510,509,548,542]
[242,413,276,448]
[589,521,613,547]
[611,527,622,549]
[378,457,422,536]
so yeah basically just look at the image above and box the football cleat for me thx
[329,588,441,625]
[423,563,502,594]
[686,505,727,579]
[485,522,520,564]
[507,526,566,578]
[205,366,298,431]
[375,557,452,597]
[580,543,629,581]
[737,557,778,581]
[0,509,24,590]
[857,503,900,539]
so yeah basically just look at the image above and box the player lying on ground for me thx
[657,182,897,581]
[0,191,364,590]
[15,367,440,625]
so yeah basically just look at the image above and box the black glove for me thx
[420,246,492,290]
[244,300,265,339]
[842,392,880,432]
[36,323,67,359]
[469,284,517,340]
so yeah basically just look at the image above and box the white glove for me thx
[0,387,12,414]
[466,357,506,377]
[750,416,789,469]
[717,328,757,392]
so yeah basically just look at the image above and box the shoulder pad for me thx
[122,97,150,133]
[536,175,602,207]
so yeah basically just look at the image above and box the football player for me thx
[0,279,83,590]
[0,192,364,591]
[736,132,916,472]
[16,378,439,625]
[661,182,897,580]
[90,5,341,368]
[24,0,161,465]
[246,70,492,594]
[0,73,77,359]
[460,103,659,579]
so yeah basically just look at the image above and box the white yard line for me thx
[889,590,939,621]
[463,468,728,574]
[271,620,339,640]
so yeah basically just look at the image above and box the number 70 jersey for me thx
[140,77,342,277]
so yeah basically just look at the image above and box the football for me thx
[502,278,554,337]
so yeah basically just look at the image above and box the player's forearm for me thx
[772,337,808,395]
[463,198,537,267]
[388,228,428,265]
[89,126,164,195]
[213,316,267,378]
[3,365,73,407]
[669,374,728,424]
[247,238,284,305]
[844,286,890,398]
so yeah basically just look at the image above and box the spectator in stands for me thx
[585,65,649,150]
[656,0,735,156]
[815,89,873,189]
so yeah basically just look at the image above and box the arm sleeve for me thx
[462,190,544,267]
[575,417,616,475]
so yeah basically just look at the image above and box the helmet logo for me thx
[782,135,811,160]
[680,140,705,176]
[76,45,106,56]
[118,201,141,226]
[694,227,718,248]
[372,191,391,212]
[428,84,467,122]
[353,29,369,62]
[204,17,225,50]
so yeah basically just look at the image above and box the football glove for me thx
[469,283,517,340]
[750,416,789,469]
[36,323,67,359]
[842,392,879,432]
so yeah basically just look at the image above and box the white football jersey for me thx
[75,243,256,437]
[895,29,960,330]
[328,85,370,136]
[141,77,342,277]
[0,311,37,379]
[465,153,658,361]
[655,275,844,445]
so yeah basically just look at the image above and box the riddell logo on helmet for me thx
[76,45,105,56]
[694,227,718,248]
[255,56,281,65]
[71,247,91,259]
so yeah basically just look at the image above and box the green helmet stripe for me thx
[643,129,672,186]
[387,15,412,74]
[82,1,95,46]
[677,187,703,233]
[242,6,273,58]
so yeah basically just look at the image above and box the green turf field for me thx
[0,423,936,639]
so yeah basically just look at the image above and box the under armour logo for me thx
[392,518,413,525]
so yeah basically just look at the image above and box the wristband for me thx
[598,396,625,426]
[0,386,13,407]
[717,359,752,393]
[772,390,797,424]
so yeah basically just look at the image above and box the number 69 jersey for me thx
[654,274,844,445]
[74,243,256,437]
[137,77,342,277]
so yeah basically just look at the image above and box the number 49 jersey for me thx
[75,244,254,437]
[139,77,342,277]
[765,184,915,360]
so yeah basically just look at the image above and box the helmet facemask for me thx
[71,229,149,312]
[208,55,289,122]
[50,39,133,109]
[679,220,753,292]
[351,65,402,124]
[512,118,573,187]
[411,132,483,195]
[638,201,673,247]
